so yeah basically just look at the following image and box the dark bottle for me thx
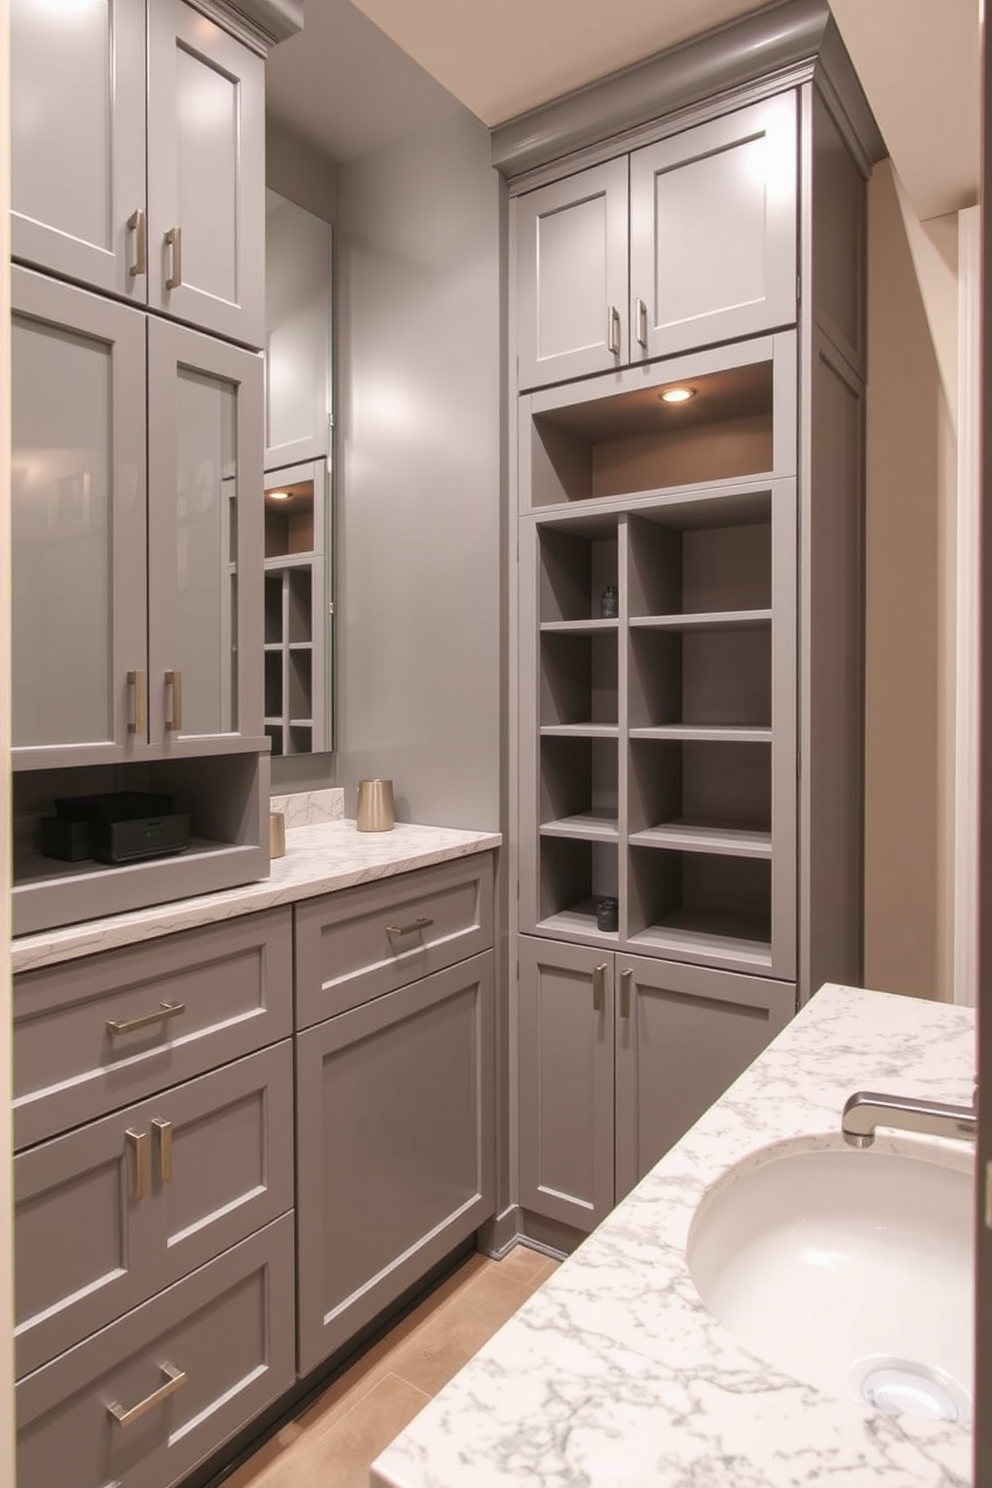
[601,584,618,618]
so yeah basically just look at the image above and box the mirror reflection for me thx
[263,191,334,755]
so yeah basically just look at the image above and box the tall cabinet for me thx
[498,1,883,1242]
[9,0,299,936]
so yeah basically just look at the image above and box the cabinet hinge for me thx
[985,1161,992,1230]
[796,750,801,779]
[797,274,802,304]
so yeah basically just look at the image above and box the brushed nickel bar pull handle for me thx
[619,968,632,1020]
[126,1128,149,1201]
[592,963,607,1014]
[108,1362,187,1428]
[165,225,183,290]
[635,297,648,349]
[127,208,146,278]
[165,669,183,731]
[107,1001,185,1036]
[152,1118,173,1184]
[386,916,434,936]
[607,304,621,356]
[127,669,147,735]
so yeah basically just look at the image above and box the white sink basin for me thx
[687,1135,974,1422]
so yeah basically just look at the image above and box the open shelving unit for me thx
[263,460,329,755]
[518,337,797,978]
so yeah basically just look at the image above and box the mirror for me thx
[263,190,334,755]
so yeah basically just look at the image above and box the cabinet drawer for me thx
[14,909,293,1150]
[295,854,494,1029]
[15,1040,294,1379]
[16,1214,295,1488]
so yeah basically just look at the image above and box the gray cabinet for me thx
[11,267,147,764]
[11,0,265,348]
[10,0,146,301]
[11,267,264,770]
[514,93,797,391]
[517,336,798,982]
[295,857,496,1376]
[515,158,628,390]
[296,953,495,1374]
[16,1216,295,1488]
[14,1041,293,1377]
[13,911,296,1488]
[265,193,333,469]
[517,935,793,1234]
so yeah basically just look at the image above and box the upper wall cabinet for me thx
[11,266,264,770]
[10,0,265,349]
[515,93,798,391]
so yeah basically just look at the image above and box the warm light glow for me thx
[659,386,696,404]
[268,490,291,501]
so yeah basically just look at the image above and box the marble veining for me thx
[268,787,345,827]
[372,984,974,1488]
[12,820,500,974]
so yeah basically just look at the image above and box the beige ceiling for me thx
[344,0,981,220]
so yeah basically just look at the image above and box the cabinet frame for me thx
[517,935,794,1234]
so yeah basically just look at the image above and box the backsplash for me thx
[269,788,345,828]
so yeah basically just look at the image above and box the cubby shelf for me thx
[519,344,797,978]
[629,610,772,631]
[628,822,772,857]
[540,811,619,840]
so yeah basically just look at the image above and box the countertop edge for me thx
[12,822,502,974]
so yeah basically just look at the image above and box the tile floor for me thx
[223,1246,559,1488]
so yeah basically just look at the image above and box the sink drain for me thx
[848,1355,971,1424]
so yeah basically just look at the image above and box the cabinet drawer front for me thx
[295,854,494,1029]
[15,1041,294,1379]
[296,952,495,1375]
[14,909,293,1149]
[16,1215,295,1488]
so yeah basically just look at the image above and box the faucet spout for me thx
[841,1090,977,1149]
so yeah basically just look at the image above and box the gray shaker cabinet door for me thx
[10,0,147,301]
[147,318,264,746]
[515,158,629,391]
[517,937,615,1233]
[613,954,794,1203]
[16,1215,295,1488]
[11,266,148,768]
[148,0,265,348]
[14,1041,294,1379]
[296,952,495,1375]
[629,92,797,360]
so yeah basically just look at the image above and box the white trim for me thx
[954,204,981,1006]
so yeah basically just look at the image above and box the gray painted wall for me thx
[333,111,502,831]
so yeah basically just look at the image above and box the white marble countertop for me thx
[372,984,975,1488]
[12,819,501,974]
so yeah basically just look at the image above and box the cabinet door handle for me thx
[635,297,648,349]
[126,1128,150,1201]
[107,1000,186,1036]
[152,1118,173,1183]
[127,208,146,278]
[607,304,621,356]
[386,916,434,936]
[107,1362,187,1428]
[165,225,183,290]
[127,669,147,735]
[592,963,607,1014]
[165,669,183,731]
[619,968,632,1020]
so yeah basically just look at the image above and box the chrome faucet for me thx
[841,1088,977,1149]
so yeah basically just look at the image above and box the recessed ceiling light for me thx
[268,490,291,501]
[659,386,696,404]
